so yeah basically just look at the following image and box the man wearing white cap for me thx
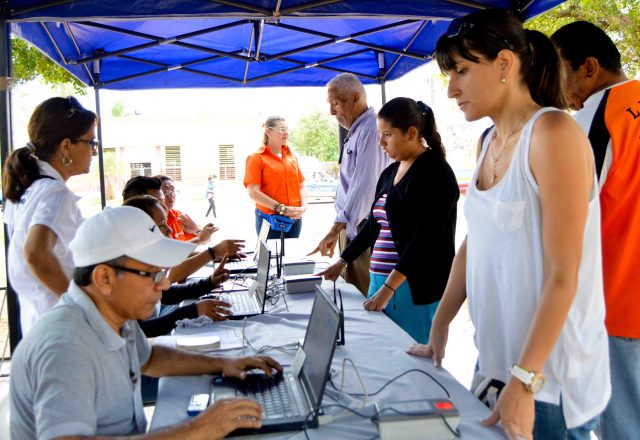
[10,206,282,439]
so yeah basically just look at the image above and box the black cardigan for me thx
[138,276,215,337]
[341,149,459,305]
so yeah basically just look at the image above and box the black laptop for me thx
[210,286,341,435]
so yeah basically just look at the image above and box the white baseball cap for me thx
[70,206,196,268]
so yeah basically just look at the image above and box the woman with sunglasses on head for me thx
[407,9,609,440]
[244,116,307,239]
[318,97,459,344]
[3,96,98,336]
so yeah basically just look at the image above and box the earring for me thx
[501,78,509,85]
[62,155,73,166]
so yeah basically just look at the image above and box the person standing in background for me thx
[244,116,307,239]
[206,174,217,218]
[310,73,391,295]
[319,97,459,343]
[552,22,640,440]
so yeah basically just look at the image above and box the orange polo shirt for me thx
[243,145,304,214]
[599,81,640,338]
[166,208,196,242]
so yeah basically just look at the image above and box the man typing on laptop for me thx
[10,206,282,440]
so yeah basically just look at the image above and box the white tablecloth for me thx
[150,279,506,439]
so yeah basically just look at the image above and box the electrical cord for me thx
[242,317,299,356]
[336,358,368,406]
[331,368,452,400]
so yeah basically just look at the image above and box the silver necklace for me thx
[488,103,536,184]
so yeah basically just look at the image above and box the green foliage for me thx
[11,37,86,94]
[111,100,126,117]
[289,110,339,162]
[527,0,640,78]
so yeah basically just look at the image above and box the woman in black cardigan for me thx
[319,97,459,343]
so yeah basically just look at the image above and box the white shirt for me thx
[465,108,610,428]
[4,160,83,335]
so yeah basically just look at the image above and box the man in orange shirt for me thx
[244,116,307,239]
[553,22,640,440]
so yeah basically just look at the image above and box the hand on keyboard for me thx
[195,299,232,321]
[197,398,262,437]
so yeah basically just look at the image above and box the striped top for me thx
[370,194,399,275]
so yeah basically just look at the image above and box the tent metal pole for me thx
[93,62,106,209]
[378,52,386,106]
[0,16,22,352]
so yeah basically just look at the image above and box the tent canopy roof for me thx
[5,0,564,89]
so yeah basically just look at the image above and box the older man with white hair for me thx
[10,206,281,440]
[310,72,390,295]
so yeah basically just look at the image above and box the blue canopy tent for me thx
[0,0,564,349]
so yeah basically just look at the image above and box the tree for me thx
[527,0,639,78]
[11,37,86,94]
[289,110,339,162]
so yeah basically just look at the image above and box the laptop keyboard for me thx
[242,373,302,419]
[222,294,256,314]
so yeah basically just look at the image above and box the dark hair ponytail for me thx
[523,29,565,109]
[2,143,41,202]
[378,97,446,159]
[2,96,96,203]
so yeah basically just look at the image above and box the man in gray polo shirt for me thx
[10,206,281,440]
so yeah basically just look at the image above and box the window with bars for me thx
[165,146,182,181]
[219,144,236,180]
[130,162,152,177]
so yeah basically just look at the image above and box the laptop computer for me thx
[224,219,270,274]
[210,286,341,435]
[219,239,271,319]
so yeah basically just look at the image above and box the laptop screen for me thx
[255,240,271,308]
[300,287,341,408]
[253,219,271,261]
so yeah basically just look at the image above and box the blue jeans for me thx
[254,209,302,239]
[599,336,640,440]
[534,401,600,440]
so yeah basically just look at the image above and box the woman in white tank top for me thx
[407,9,610,440]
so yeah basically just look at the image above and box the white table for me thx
[150,280,506,439]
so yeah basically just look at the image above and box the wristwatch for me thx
[509,364,545,394]
[274,203,286,215]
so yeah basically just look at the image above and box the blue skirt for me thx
[368,272,439,344]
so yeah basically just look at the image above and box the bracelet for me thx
[337,258,348,267]
[207,247,216,260]
[383,282,396,293]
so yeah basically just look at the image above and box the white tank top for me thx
[465,108,610,428]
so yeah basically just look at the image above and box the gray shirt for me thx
[10,282,152,440]
[334,107,391,239]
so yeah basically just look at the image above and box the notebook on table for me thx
[219,239,270,319]
[210,286,341,435]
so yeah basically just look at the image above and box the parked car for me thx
[305,170,338,203]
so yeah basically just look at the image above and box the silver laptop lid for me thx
[254,240,271,311]
[253,219,271,262]
[299,286,341,409]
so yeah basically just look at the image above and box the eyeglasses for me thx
[109,265,169,283]
[269,127,289,133]
[72,138,100,150]
[446,17,515,51]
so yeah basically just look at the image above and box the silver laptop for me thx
[210,286,341,435]
[224,219,271,274]
[219,240,270,318]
